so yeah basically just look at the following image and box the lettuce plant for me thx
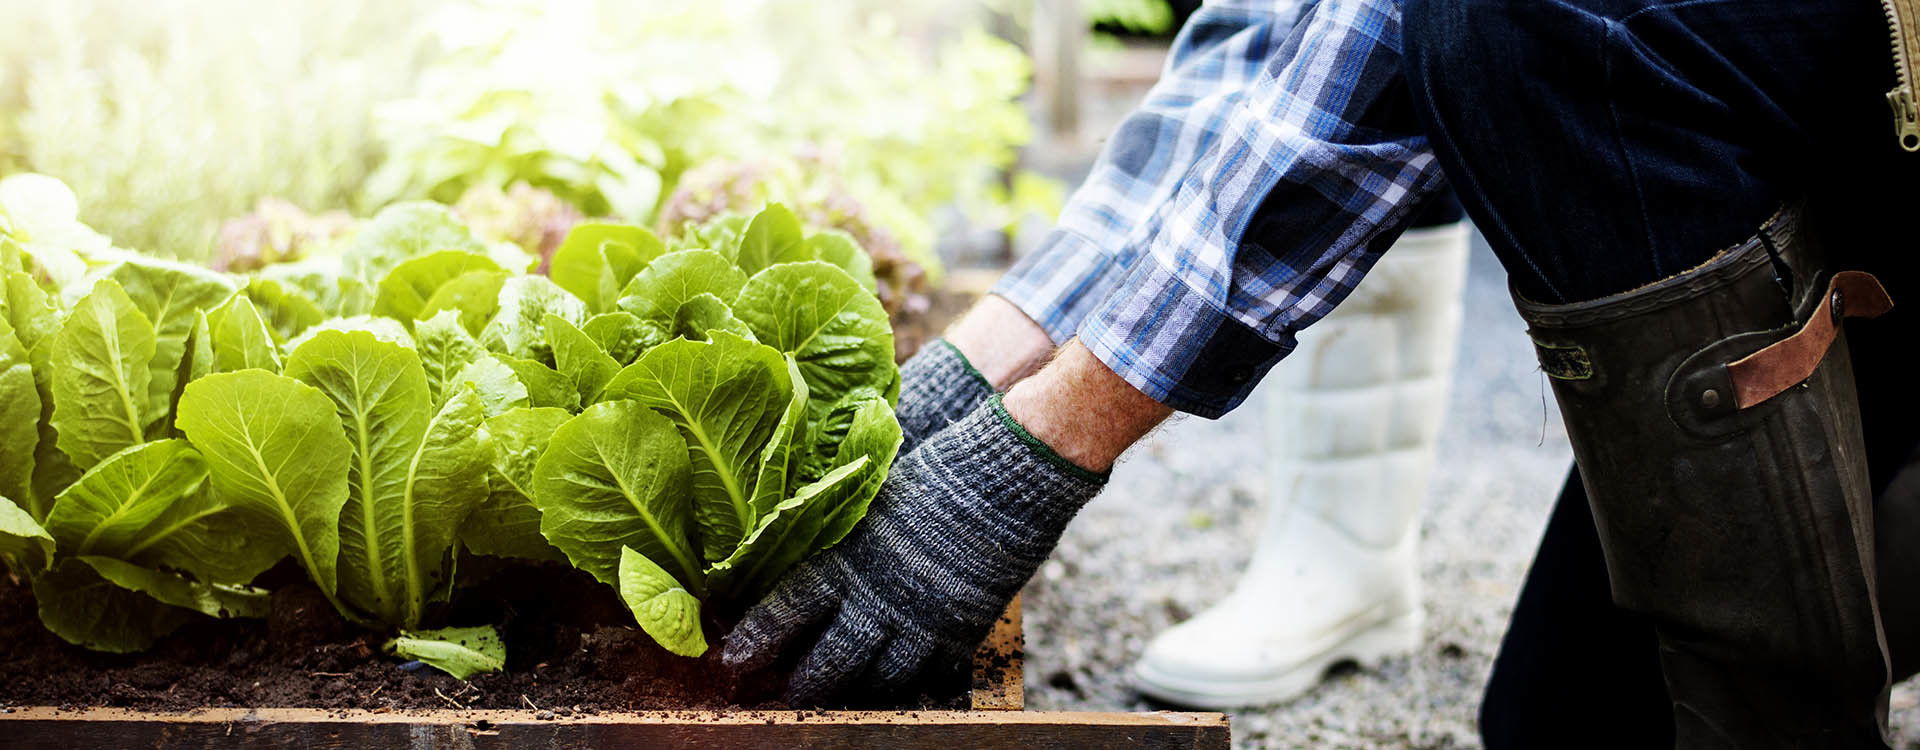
[1,246,282,652]
[1,180,900,665]
[465,205,903,657]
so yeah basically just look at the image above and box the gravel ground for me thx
[1017,230,1920,748]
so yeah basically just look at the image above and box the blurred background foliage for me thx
[0,0,1063,273]
[0,0,427,262]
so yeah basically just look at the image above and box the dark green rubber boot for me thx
[1514,203,1894,748]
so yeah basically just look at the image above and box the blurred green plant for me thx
[1087,0,1176,35]
[0,1,434,263]
[364,0,1058,277]
[2,1,1059,275]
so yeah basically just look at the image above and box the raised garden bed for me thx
[0,705,1229,748]
[0,210,1228,747]
[1,580,1229,748]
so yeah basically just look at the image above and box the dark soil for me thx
[0,561,967,714]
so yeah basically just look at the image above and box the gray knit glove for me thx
[894,338,996,454]
[721,394,1107,706]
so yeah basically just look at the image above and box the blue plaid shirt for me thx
[994,0,1445,418]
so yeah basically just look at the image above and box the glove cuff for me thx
[985,394,1109,485]
[895,338,998,452]
[906,395,1108,538]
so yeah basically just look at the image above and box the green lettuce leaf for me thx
[736,204,808,277]
[0,495,53,572]
[40,426,286,585]
[344,202,489,284]
[2,267,60,353]
[176,370,353,602]
[460,407,570,562]
[804,230,878,294]
[545,314,620,404]
[808,397,904,550]
[550,223,664,313]
[50,279,156,469]
[480,276,588,363]
[126,488,290,585]
[374,250,503,324]
[602,332,792,562]
[78,556,270,619]
[614,249,747,322]
[104,258,237,423]
[795,385,887,483]
[419,269,508,336]
[29,336,79,518]
[259,260,375,318]
[619,546,707,657]
[33,557,193,653]
[0,174,109,293]
[207,294,283,373]
[582,312,663,365]
[533,400,701,591]
[1,318,40,515]
[452,356,531,418]
[242,278,326,343]
[711,457,868,598]
[670,293,755,343]
[670,213,750,259]
[713,397,899,598]
[413,310,486,408]
[45,439,207,557]
[163,313,215,436]
[414,309,528,415]
[490,355,571,411]
[384,625,505,679]
[286,330,489,628]
[732,261,896,424]
[287,315,414,352]
[747,357,811,520]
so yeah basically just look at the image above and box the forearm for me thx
[1003,340,1172,473]
[942,294,1055,389]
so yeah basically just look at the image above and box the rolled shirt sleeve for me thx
[996,0,1447,418]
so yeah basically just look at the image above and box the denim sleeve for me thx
[994,0,1447,418]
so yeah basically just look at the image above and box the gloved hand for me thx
[893,338,996,454]
[721,394,1107,705]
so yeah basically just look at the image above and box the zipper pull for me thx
[1891,87,1920,152]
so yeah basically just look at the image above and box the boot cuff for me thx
[1512,202,1806,330]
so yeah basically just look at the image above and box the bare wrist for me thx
[943,295,1054,389]
[1001,340,1172,473]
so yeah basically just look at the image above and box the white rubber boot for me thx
[1132,221,1472,709]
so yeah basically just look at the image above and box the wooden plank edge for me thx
[0,708,1229,750]
[0,707,1227,728]
[969,594,1024,710]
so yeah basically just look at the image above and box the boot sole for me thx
[1129,611,1421,710]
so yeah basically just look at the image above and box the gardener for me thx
[724,0,1917,746]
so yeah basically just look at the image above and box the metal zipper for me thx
[1884,0,1920,151]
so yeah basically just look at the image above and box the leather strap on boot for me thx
[1727,272,1893,409]
[1514,202,1893,748]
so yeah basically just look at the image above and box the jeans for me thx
[1401,0,1920,745]
[1404,0,1901,305]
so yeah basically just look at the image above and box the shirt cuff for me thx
[991,227,1132,346]
[1077,257,1292,419]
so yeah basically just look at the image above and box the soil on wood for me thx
[0,561,968,714]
